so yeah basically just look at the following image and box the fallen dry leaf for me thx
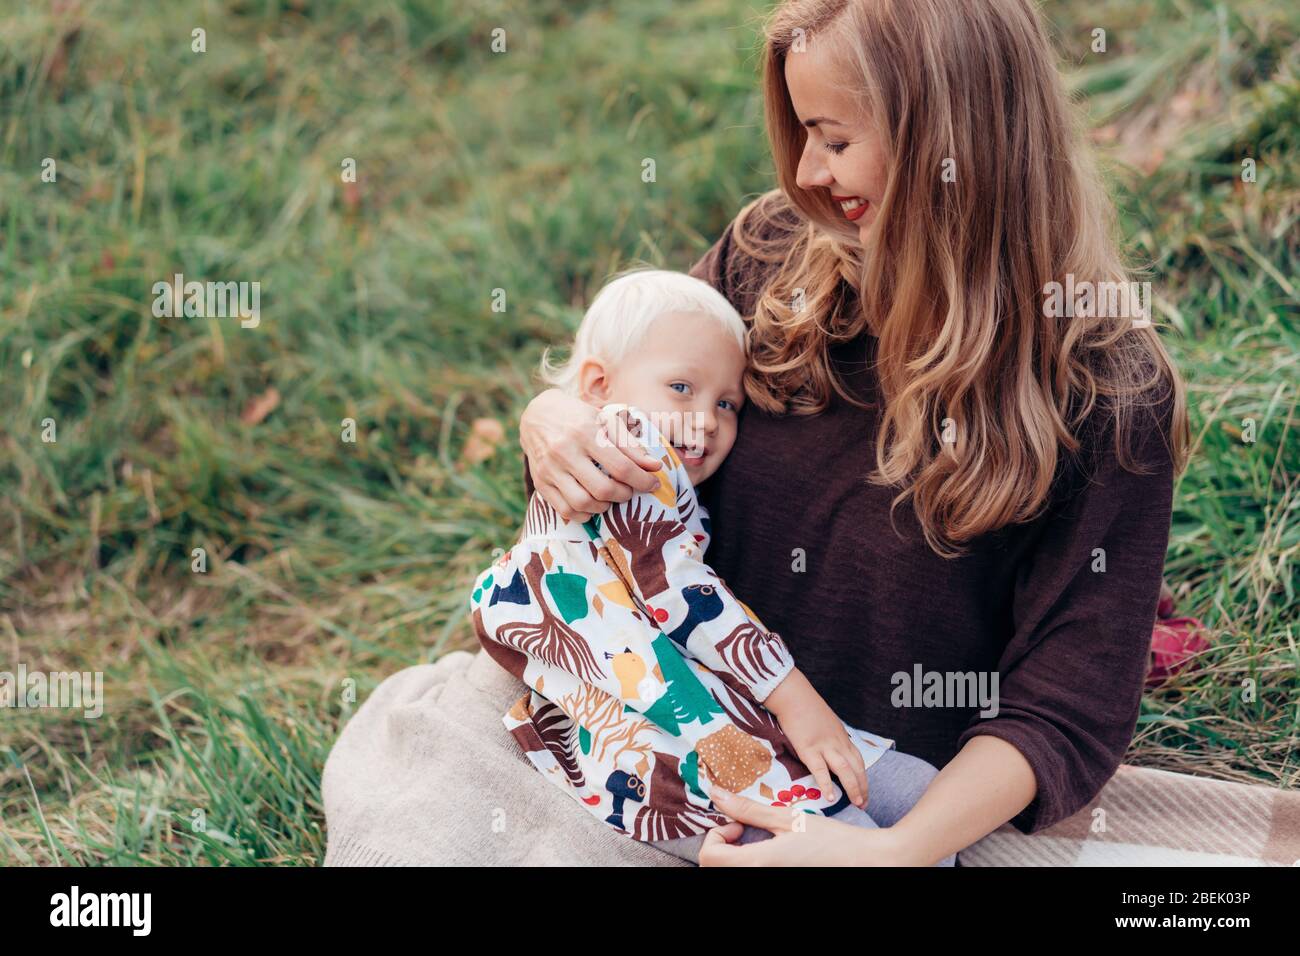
[459,416,506,467]
[241,387,280,425]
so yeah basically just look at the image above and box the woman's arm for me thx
[698,734,1036,865]
[519,389,663,522]
[952,397,1177,835]
[883,735,1036,864]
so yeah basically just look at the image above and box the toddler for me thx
[470,268,951,863]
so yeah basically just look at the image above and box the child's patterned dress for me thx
[470,403,894,842]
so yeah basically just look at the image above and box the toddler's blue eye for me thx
[718,399,736,411]
[669,382,690,394]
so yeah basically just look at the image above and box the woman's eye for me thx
[824,142,848,154]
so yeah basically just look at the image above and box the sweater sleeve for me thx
[592,404,796,702]
[956,397,1177,834]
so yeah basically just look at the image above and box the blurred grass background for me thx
[0,0,1296,865]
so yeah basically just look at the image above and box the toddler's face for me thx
[595,311,746,487]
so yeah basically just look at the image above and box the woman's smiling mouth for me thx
[832,194,869,221]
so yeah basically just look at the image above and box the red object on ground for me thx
[1146,616,1209,688]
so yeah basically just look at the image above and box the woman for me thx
[323,0,1187,867]
[514,0,1187,866]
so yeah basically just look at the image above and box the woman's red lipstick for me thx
[831,194,869,221]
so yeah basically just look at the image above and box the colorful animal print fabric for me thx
[471,403,894,842]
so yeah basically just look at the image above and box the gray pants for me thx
[651,748,958,866]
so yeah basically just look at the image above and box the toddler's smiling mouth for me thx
[671,442,708,466]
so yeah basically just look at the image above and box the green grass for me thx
[1,0,1297,865]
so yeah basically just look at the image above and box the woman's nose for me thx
[795,139,832,190]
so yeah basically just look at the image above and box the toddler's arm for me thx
[763,668,869,806]
[591,404,795,703]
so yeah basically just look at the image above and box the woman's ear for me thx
[577,357,614,404]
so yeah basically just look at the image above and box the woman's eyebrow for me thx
[803,115,846,128]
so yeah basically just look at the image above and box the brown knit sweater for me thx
[528,196,1177,835]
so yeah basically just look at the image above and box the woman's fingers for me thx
[566,456,632,509]
[698,823,760,867]
[595,408,663,491]
[531,419,663,523]
[701,822,744,847]
[543,474,596,523]
[588,440,662,496]
[711,788,797,834]
[521,391,664,517]
[571,448,650,504]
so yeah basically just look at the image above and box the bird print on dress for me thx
[666,583,725,647]
[488,568,530,607]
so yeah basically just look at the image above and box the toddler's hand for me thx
[763,669,869,809]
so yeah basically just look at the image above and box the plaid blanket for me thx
[959,763,1300,866]
[324,650,1298,866]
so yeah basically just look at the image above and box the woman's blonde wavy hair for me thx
[741,0,1189,555]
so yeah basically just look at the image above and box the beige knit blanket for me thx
[322,649,1299,866]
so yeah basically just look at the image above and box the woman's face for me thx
[783,37,889,241]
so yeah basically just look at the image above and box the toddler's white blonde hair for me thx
[539,267,748,395]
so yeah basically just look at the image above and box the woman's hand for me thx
[698,789,915,866]
[763,668,869,808]
[519,388,663,522]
